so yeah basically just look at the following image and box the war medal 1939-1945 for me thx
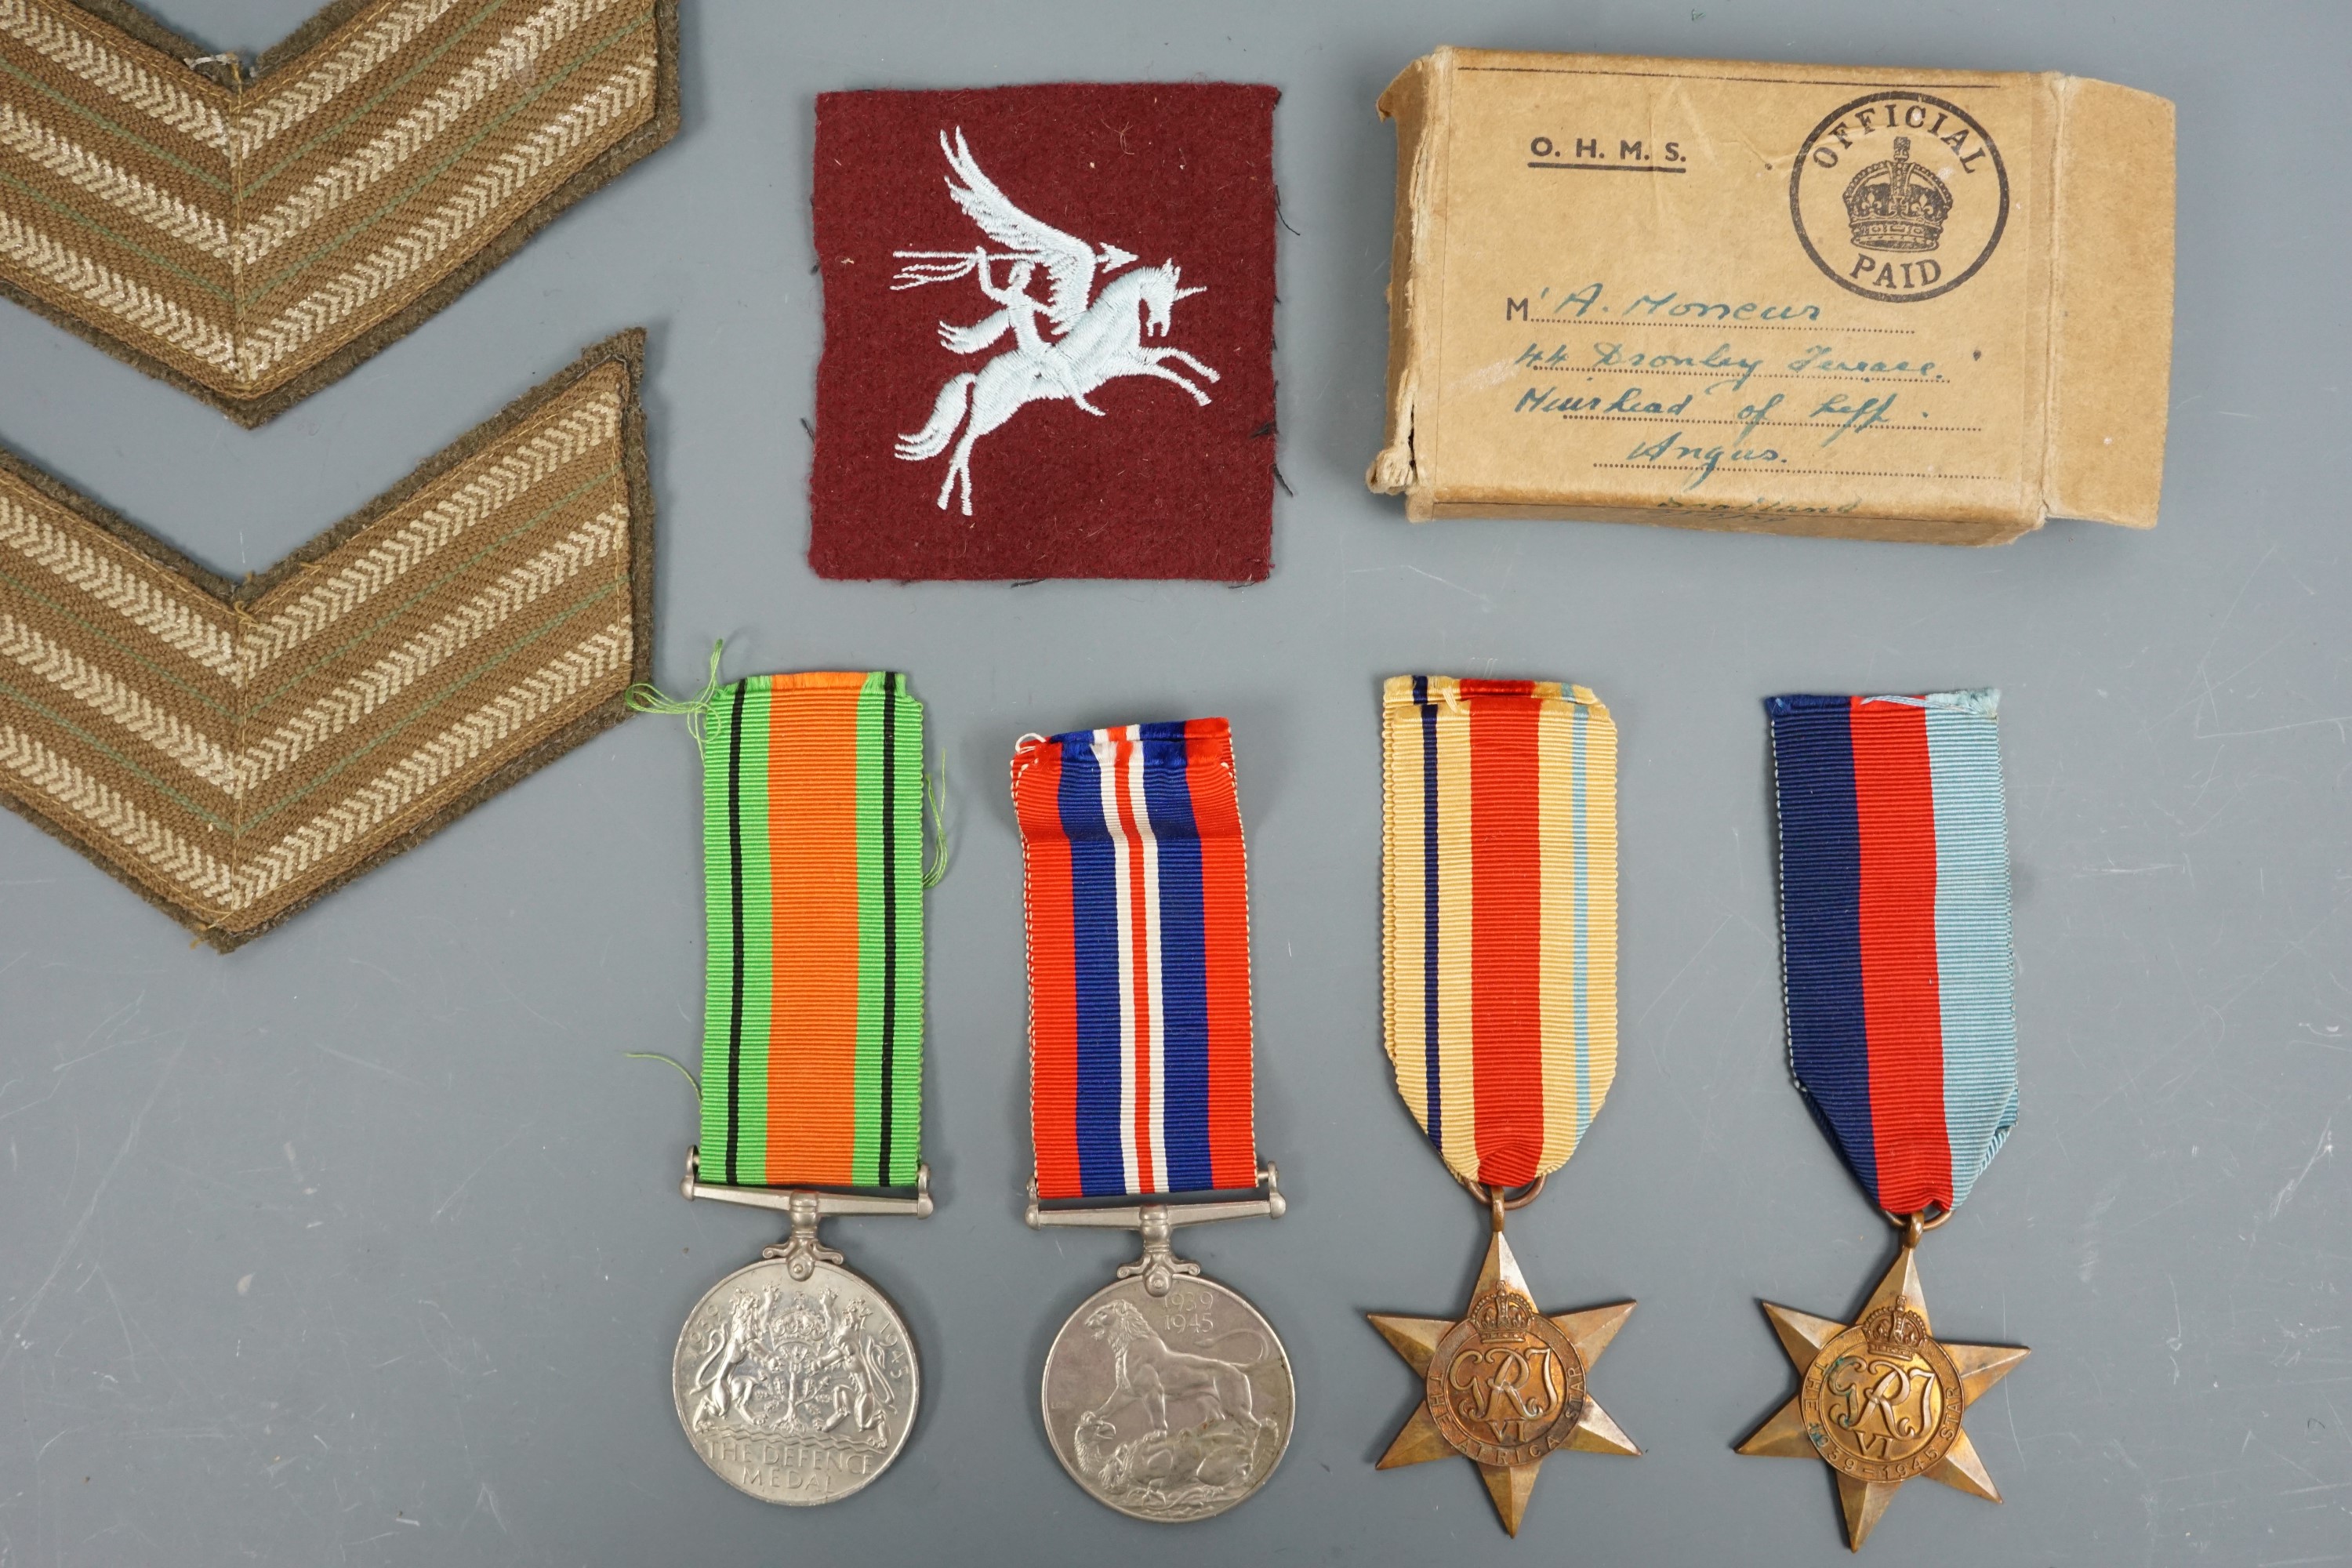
[1011,720,1294,1523]
[1366,677,1640,1537]
[1738,691,2030,1551]
[652,671,938,1506]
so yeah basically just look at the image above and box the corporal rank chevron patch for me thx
[0,0,678,424]
[0,331,655,948]
[809,82,1279,582]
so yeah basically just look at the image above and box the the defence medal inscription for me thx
[1425,1284,1588,1466]
[672,1258,919,1504]
[1790,91,2009,303]
[1798,1304,1965,1483]
[1041,1273,1293,1522]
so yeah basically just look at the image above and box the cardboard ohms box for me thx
[1367,49,2176,544]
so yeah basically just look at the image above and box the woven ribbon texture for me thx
[1381,676,1619,1189]
[1767,689,2019,1214]
[1013,720,1257,1200]
[698,672,926,1190]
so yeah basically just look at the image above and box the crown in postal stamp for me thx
[1790,91,2010,303]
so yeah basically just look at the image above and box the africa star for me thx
[1367,1228,1639,1536]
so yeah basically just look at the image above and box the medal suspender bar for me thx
[666,672,933,1506]
[1367,676,1641,1537]
[1011,720,1294,1522]
[1738,691,2031,1552]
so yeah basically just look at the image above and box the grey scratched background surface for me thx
[0,1,2345,1564]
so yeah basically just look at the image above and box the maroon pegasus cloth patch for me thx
[809,84,1278,582]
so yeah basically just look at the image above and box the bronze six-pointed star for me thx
[1368,1229,1639,1536]
[1738,1239,2028,1551]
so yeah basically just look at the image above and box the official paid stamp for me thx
[1789,91,2010,303]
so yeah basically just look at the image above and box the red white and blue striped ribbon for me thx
[1012,721,1258,1201]
[1767,690,2018,1216]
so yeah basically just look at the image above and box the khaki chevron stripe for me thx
[231,0,463,158]
[235,0,628,268]
[0,722,238,902]
[0,0,227,149]
[0,96,230,256]
[242,56,655,374]
[0,330,655,948]
[0,201,240,367]
[0,0,676,424]
[237,392,619,678]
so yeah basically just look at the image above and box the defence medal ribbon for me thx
[1737,690,2031,1551]
[654,670,935,1506]
[1367,676,1641,1537]
[1012,720,1294,1522]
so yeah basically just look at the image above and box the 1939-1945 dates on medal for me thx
[671,1251,919,1506]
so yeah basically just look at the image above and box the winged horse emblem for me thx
[891,129,1219,516]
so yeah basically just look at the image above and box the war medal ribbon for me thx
[656,671,935,1505]
[1737,690,2030,1550]
[1011,720,1294,1521]
[1367,677,1641,1537]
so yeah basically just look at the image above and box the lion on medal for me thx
[683,1287,897,1444]
[1066,1299,1281,1515]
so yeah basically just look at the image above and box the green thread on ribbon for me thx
[922,764,951,890]
[623,1051,701,1106]
[627,640,727,756]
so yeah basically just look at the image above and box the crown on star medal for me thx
[1861,1305,1930,1356]
[1468,1288,1537,1342]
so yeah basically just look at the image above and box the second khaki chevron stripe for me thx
[0,330,655,947]
[0,0,677,423]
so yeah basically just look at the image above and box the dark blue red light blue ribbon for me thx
[1768,691,2018,1215]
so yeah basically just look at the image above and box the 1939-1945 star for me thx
[1737,1234,2029,1551]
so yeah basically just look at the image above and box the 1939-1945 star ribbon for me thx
[1740,691,2031,1552]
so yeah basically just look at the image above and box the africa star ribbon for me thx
[1766,689,2018,1215]
[693,672,926,1189]
[1012,720,1257,1200]
[1380,675,1619,1189]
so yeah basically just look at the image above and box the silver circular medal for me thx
[672,1254,918,1505]
[1040,1272,1293,1522]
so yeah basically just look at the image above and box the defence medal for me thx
[1367,677,1639,1536]
[662,672,935,1505]
[1738,691,2030,1550]
[1011,721,1294,1522]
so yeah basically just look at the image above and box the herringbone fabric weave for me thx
[0,0,677,423]
[0,331,655,947]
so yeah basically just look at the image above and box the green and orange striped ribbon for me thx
[697,672,925,1189]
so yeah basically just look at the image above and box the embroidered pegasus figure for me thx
[891,129,1219,516]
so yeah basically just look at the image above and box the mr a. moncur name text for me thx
[1501,284,1824,324]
